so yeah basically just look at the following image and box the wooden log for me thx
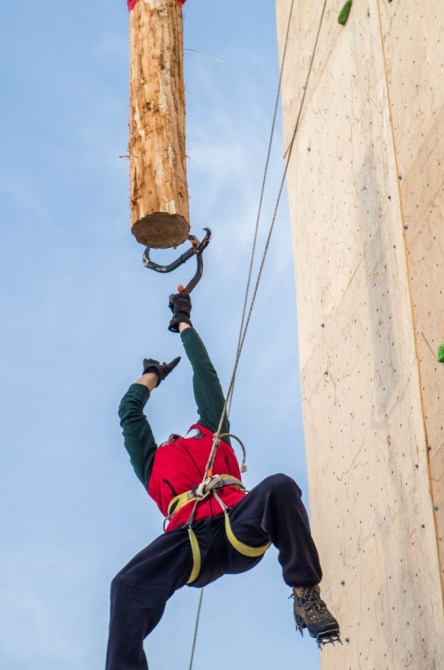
[129,0,189,249]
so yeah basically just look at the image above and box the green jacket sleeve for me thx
[180,327,230,443]
[118,384,157,488]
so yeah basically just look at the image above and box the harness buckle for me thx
[191,475,224,501]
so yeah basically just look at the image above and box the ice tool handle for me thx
[142,228,211,294]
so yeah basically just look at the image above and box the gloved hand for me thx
[142,357,181,387]
[168,291,192,332]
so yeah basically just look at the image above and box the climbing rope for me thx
[209,0,328,475]
[227,0,296,417]
[188,1,328,666]
[188,589,204,670]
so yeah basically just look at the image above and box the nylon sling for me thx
[166,474,270,584]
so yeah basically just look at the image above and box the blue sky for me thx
[0,1,320,668]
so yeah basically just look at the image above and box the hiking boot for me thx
[292,585,341,648]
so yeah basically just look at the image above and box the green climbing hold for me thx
[438,341,444,363]
[338,0,353,25]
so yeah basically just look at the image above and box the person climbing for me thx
[105,292,340,670]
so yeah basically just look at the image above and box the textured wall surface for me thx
[275,0,444,667]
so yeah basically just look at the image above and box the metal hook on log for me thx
[142,228,212,294]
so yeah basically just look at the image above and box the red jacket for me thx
[147,423,246,531]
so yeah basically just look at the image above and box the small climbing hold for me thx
[438,341,444,363]
[338,0,353,25]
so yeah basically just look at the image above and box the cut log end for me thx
[131,212,190,249]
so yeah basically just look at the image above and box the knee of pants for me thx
[264,473,302,499]
[110,568,137,599]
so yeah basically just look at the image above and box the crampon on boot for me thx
[292,585,341,649]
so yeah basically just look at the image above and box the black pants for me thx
[105,474,322,670]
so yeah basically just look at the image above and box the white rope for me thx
[188,1,328,666]
[206,0,328,474]
[188,589,204,670]
[228,0,296,417]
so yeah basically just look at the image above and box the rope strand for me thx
[226,0,328,420]
[206,0,299,473]
[228,0,296,416]
[188,2,327,667]
[188,589,204,670]
[206,0,327,477]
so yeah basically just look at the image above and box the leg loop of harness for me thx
[212,489,270,558]
[187,527,202,584]
[223,512,271,558]
[185,485,270,584]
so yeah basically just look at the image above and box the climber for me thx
[105,292,340,670]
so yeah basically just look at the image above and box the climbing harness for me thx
[165,472,270,584]
[166,474,245,519]
[185,508,270,585]
[143,227,211,294]
[163,433,260,585]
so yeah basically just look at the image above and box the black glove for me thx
[168,292,192,333]
[142,356,181,387]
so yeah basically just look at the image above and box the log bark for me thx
[129,0,189,249]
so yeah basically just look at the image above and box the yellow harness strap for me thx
[167,475,271,584]
[224,512,270,558]
[187,528,201,584]
[186,513,270,584]
[167,474,245,517]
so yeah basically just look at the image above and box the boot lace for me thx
[297,587,332,622]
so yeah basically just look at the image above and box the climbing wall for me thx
[275,0,444,667]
